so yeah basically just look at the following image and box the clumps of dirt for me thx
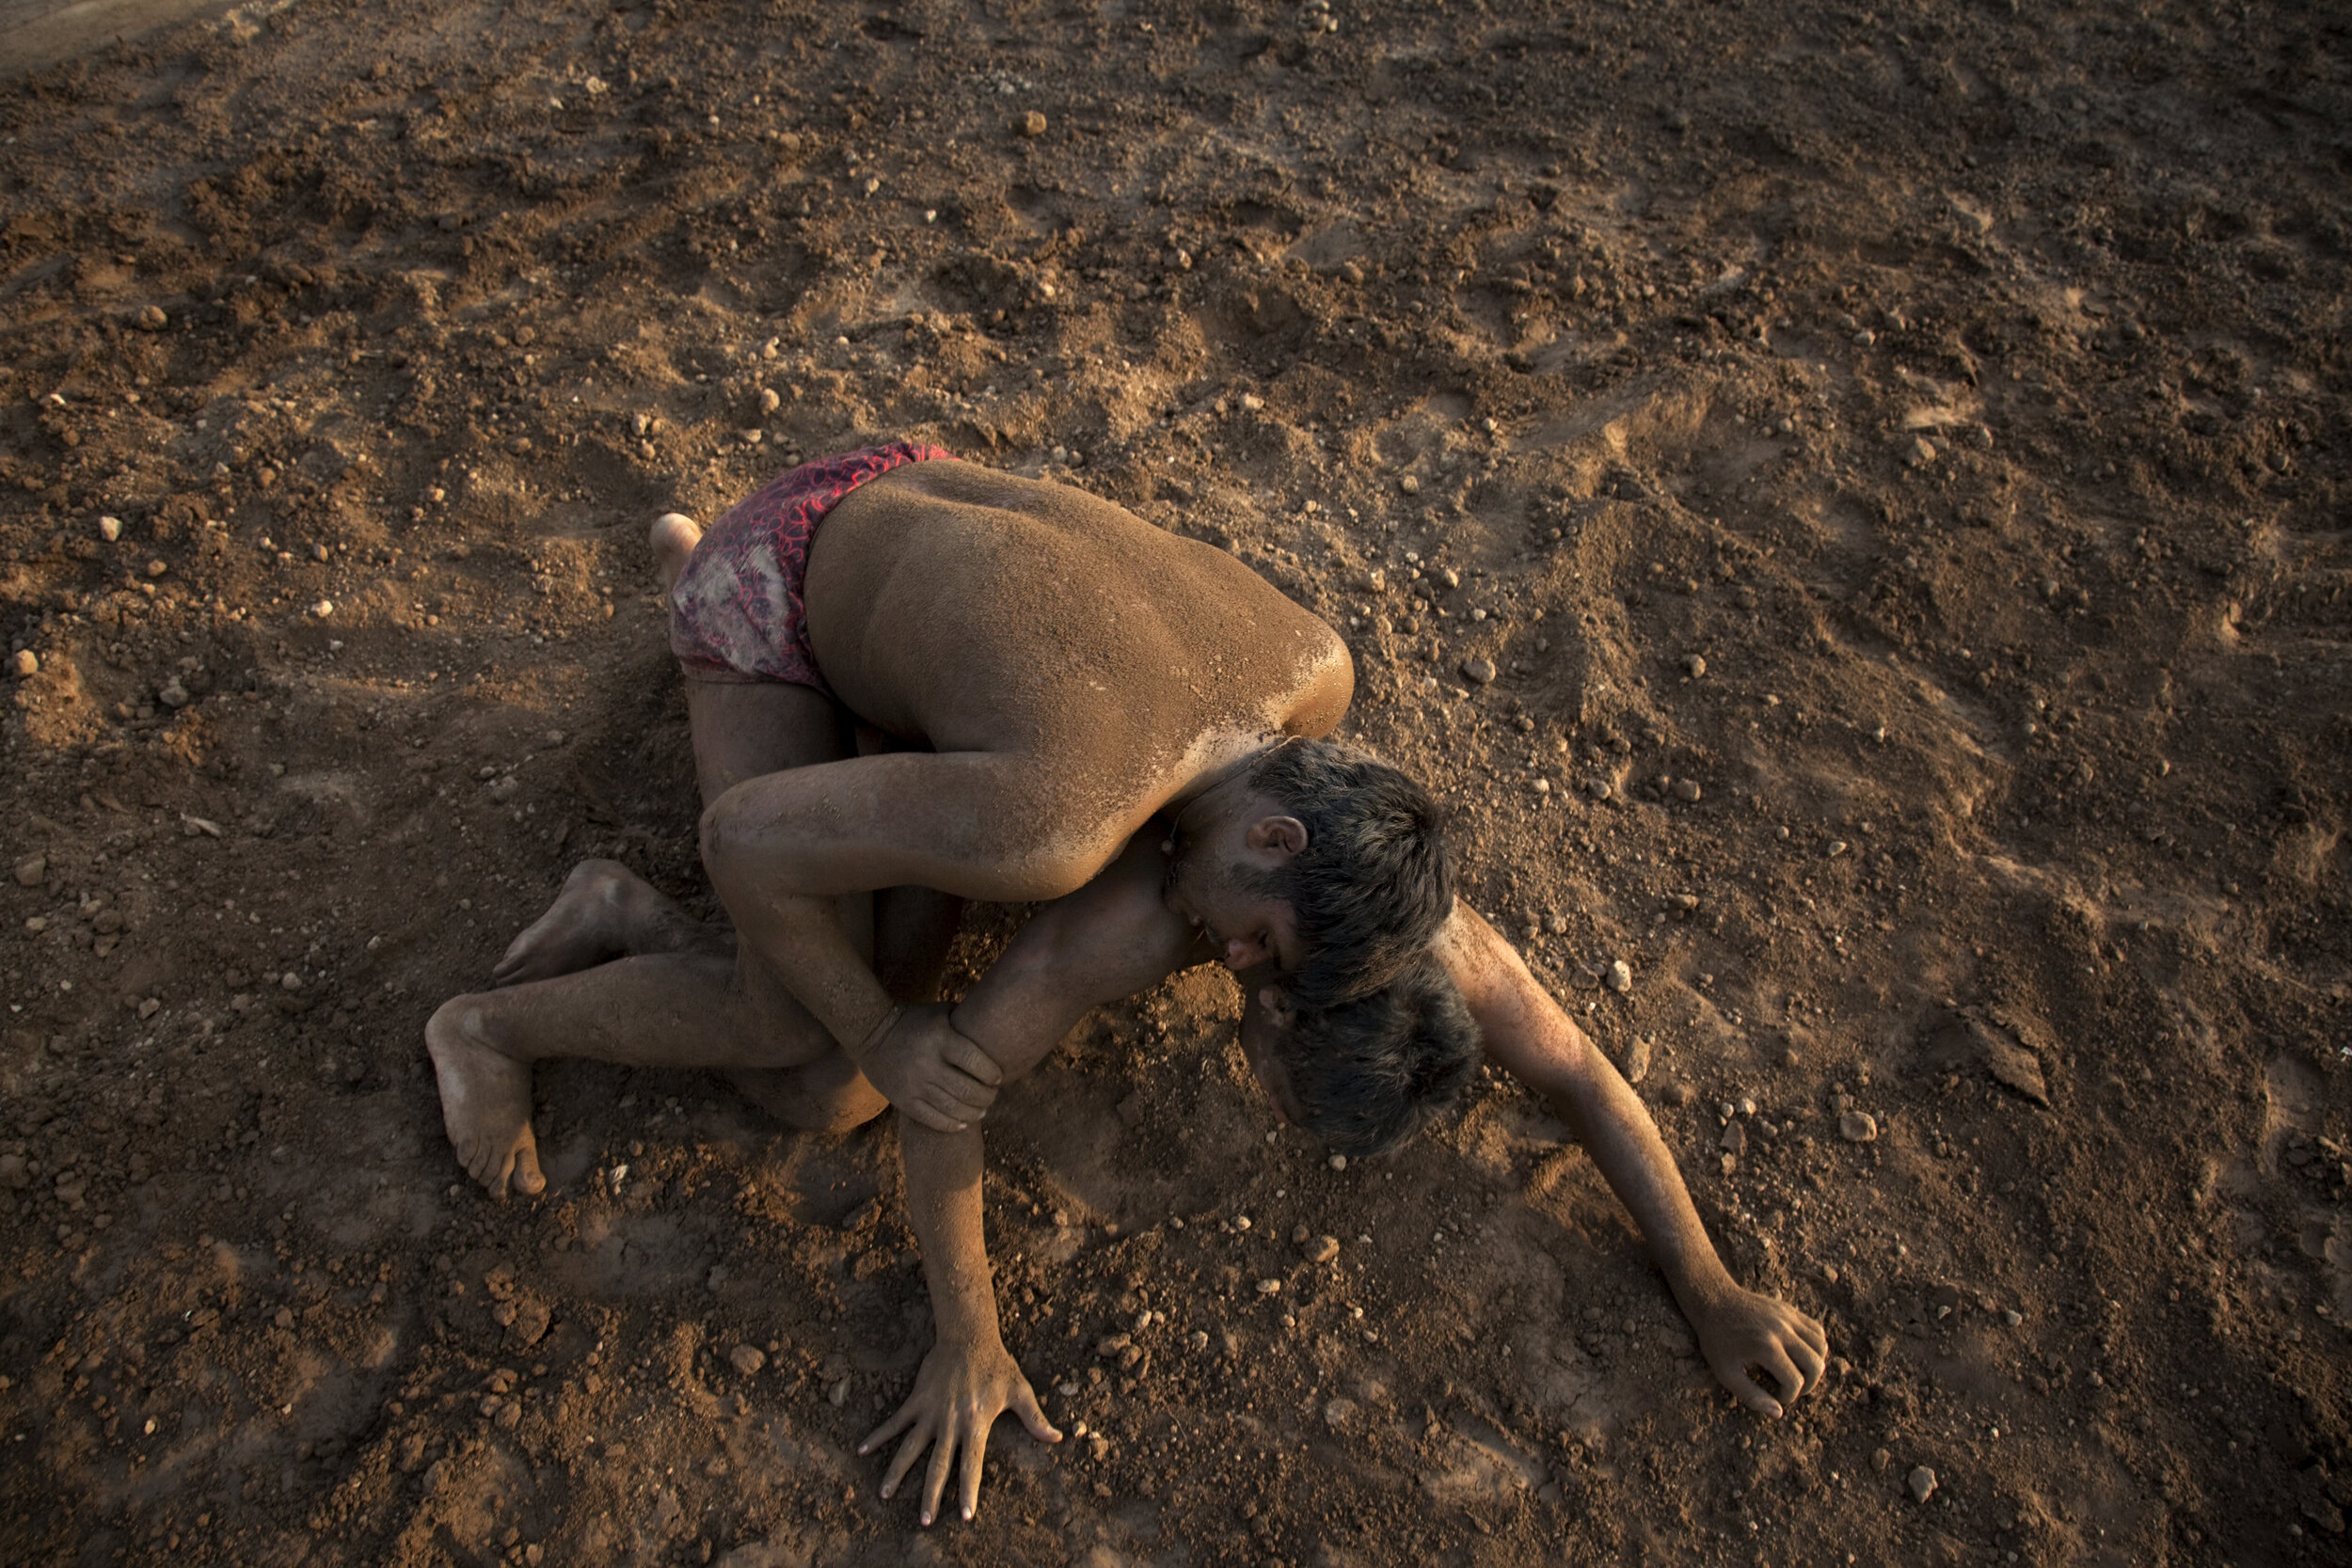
[2,1,2348,1565]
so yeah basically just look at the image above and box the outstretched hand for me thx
[861,1335,1060,1526]
[860,1006,1003,1132]
[1685,1285,1830,1418]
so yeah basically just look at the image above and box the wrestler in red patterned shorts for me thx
[667,441,956,691]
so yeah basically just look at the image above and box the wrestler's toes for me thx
[511,1136,547,1196]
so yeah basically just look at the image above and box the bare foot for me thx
[426,999,546,1197]
[493,858,686,986]
[650,511,703,594]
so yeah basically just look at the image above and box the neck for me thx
[1168,730,1286,813]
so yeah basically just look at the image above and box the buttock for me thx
[666,442,955,691]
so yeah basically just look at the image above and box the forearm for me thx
[898,1115,1004,1347]
[740,890,899,1063]
[1440,907,1735,1304]
[1521,1033,1736,1305]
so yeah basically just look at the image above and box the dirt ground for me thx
[1,0,2346,1563]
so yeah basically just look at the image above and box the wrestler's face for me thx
[1163,794,1306,975]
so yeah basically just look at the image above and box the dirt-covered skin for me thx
[1,2,2347,1565]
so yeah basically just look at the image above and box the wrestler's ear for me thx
[1244,814,1308,863]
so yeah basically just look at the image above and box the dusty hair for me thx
[1248,736,1454,1009]
[1275,956,1479,1157]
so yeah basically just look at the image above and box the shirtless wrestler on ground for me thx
[424,450,1829,1527]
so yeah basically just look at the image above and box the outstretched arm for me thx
[861,833,1204,1522]
[1434,902,1830,1417]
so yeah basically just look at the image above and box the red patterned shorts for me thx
[667,442,955,693]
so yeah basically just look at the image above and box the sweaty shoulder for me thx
[807,463,1350,753]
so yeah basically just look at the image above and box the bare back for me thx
[806,462,1352,838]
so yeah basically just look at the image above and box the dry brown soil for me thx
[1,2,2348,1565]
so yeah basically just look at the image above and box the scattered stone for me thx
[1239,393,1264,413]
[1585,779,1612,801]
[146,558,168,578]
[1671,778,1702,802]
[1437,567,1460,590]
[1460,656,1497,685]
[727,1344,767,1376]
[1839,1111,1879,1143]
[1322,1397,1359,1432]
[12,856,44,886]
[157,678,189,708]
[1304,1235,1340,1265]
[1621,1037,1651,1084]
[1015,110,1048,137]
[1907,1465,1937,1503]
[8,650,35,678]
[311,600,335,618]
[2002,1309,2024,1327]
[1720,1121,1747,1155]
[1683,653,1707,678]
[1327,1154,1347,1171]
[758,388,781,415]
[1396,473,1422,496]
[1905,436,1937,467]
[1606,958,1633,993]
[98,515,122,542]
[137,305,168,331]
[1826,840,1849,857]
[1255,1277,1282,1295]
[1821,1264,1839,1284]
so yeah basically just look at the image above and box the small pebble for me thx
[1327,1154,1347,1171]
[1398,474,1421,494]
[1437,567,1460,590]
[1460,657,1497,685]
[1908,1465,1937,1503]
[312,600,335,618]
[12,856,44,886]
[157,679,189,708]
[138,305,168,330]
[1255,1277,1282,1295]
[1839,1111,1879,1143]
[1606,958,1633,993]
[1239,393,1264,412]
[1304,1236,1340,1265]
[8,650,36,678]
[1672,778,1702,802]
[2002,1308,2023,1327]
[758,388,781,415]
[1621,1037,1651,1084]
[1015,109,1048,137]
[1684,654,1707,677]
[1585,779,1612,800]
[98,515,122,542]
[727,1344,766,1376]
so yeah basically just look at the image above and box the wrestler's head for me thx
[1165,736,1454,1010]
[1243,957,1478,1156]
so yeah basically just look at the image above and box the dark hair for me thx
[1248,737,1454,1010]
[1275,957,1479,1156]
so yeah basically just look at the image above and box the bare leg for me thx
[428,947,828,1195]
[430,520,974,1193]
